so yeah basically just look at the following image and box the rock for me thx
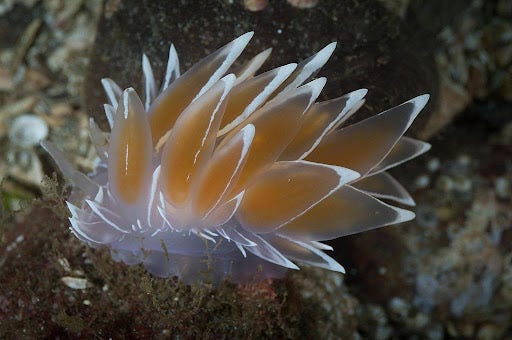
[85,0,437,137]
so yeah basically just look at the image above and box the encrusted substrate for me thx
[0,188,358,338]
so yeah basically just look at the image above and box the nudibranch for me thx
[43,32,430,284]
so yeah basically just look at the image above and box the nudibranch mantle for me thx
[43,32,430,284]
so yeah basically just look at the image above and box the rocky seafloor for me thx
[0,0,511,338]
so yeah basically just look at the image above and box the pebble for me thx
[5,234,25,252]
[9,114,49,148]
[457,154,472,168]
[61,276,88,290]
[414,174,431,189]
[58,258,71,272]
[427,158,441,172]
[243,0,267,11]
[0,96,38,120]
[495,176,510,199]
[453,176,473,194]
[50,102,73,117]
[287,0,319,9]
[388,297,410,318]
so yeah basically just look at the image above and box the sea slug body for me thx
[43,32,431,284]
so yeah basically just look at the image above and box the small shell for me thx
[9,114,49,148]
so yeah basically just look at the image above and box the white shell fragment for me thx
[61,276,89,290]
[9,114,49,148]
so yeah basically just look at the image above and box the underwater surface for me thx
[0,0,511,338]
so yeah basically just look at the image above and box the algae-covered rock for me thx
[0,185,359,338]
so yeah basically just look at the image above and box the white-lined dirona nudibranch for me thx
[43,32,430,284]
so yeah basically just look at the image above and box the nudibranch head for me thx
[43,32,430,284]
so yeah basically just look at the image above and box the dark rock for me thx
[85,0,438,137]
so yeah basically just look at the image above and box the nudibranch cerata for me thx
[43,32,430,284]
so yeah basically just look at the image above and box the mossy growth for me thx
[0,177,358,338]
